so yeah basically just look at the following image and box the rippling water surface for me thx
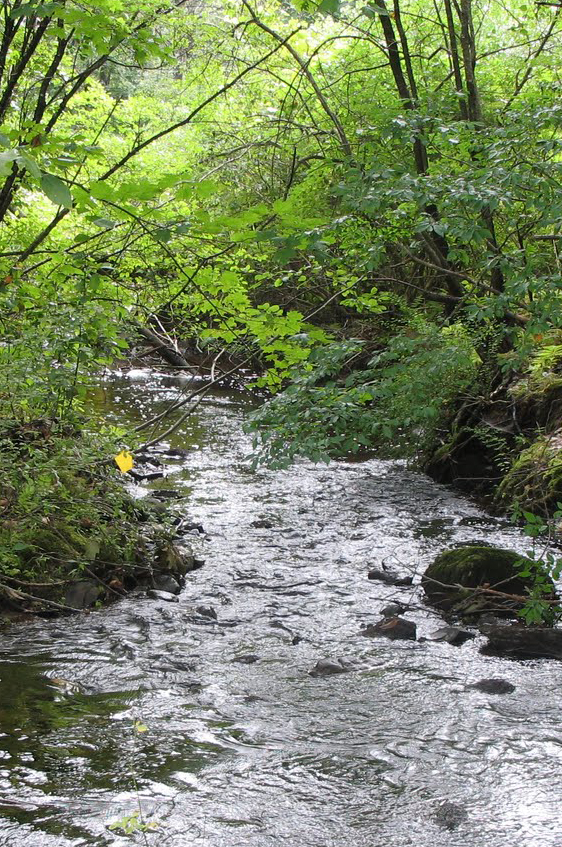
[0,369,561,846]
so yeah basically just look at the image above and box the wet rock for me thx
[368,569,413,587]
[432,800,468,831]
[231,654,260,664]
[195,605,217,620]
[309,658,353,677]
[154,541,195,575]
[270,620,293,634]
[173,519,205,535]
[65,579,101,609]
[422,545,555,616]
[147,589,179,603]
[251,519,274,529]
[468,678,516,695]
[477,613,503,634]
[142,497,169,515]
[110,639,136,659]
[361,617,417,641]
[480,625,562,660]
[428,626,476,646]
[381,602,408,617]
[152,574,181,594]
[151,489,182,500]
[291,635,302,645]
[129,469,164,482]
[135,453,163,465]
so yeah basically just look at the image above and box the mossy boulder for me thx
[422,545,555,617]
[496,434,562,514]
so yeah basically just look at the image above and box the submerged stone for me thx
[368,569,413,586]
[195,605,217,619]
[147,589,179,603]
[361,617,417,641]
[428,626,476,646]
[309,658,352,677]
[468,678,516,695]
[431,800,468,831]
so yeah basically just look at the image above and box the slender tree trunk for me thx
[376,0,464,300]
[457,0,505,291]
[443,0,468,119]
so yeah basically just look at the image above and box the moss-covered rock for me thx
[422,545,554,617]
[496,434,562,514]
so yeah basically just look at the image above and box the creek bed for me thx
[0,369,561,846]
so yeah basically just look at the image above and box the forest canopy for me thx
[1,0,562,467]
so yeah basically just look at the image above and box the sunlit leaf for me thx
[115,450,134,473]
[41,173,73,209]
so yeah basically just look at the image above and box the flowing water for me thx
[0,369,561,847]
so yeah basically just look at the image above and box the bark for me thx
[135,323,193,370]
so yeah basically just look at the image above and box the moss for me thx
[509,374,562,435]
[496,435,562,513]
[422,545,552,615]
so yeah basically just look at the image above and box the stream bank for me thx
[0,414,192,620]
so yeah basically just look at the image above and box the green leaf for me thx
[92,218,116,229]
[153,228,172,243]
[195,180,224,199]
[317,0,340,13]
[0,149,18,177]
[10,2,57,18]
[41,173,72,209]
[17,152,40,179]
[363,3,389,17]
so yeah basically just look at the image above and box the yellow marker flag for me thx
[115,450,134,473]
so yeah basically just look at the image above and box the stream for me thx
[0,368,561,846]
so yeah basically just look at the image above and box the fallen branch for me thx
[0,583,82,614]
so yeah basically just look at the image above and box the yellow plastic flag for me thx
[115,450,134,473]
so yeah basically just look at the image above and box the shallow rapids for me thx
[0,369,561,846]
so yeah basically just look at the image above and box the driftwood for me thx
[135,323,194,370]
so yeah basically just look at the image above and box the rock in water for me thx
[65,579,101,609]
[421,545,555,616]
[432,801,468,831]
[368,569,413,586]
[154,541,195,575]
[361,617,417,641]
[480,625,562,660]
[428,626,476,646]
[231,654,260,664]
[147,589,179,603]
[468,678,516,695]
[195,605,217,619]
[381,602,408,617]
[152,574,181,594]
[309,658,352,677]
